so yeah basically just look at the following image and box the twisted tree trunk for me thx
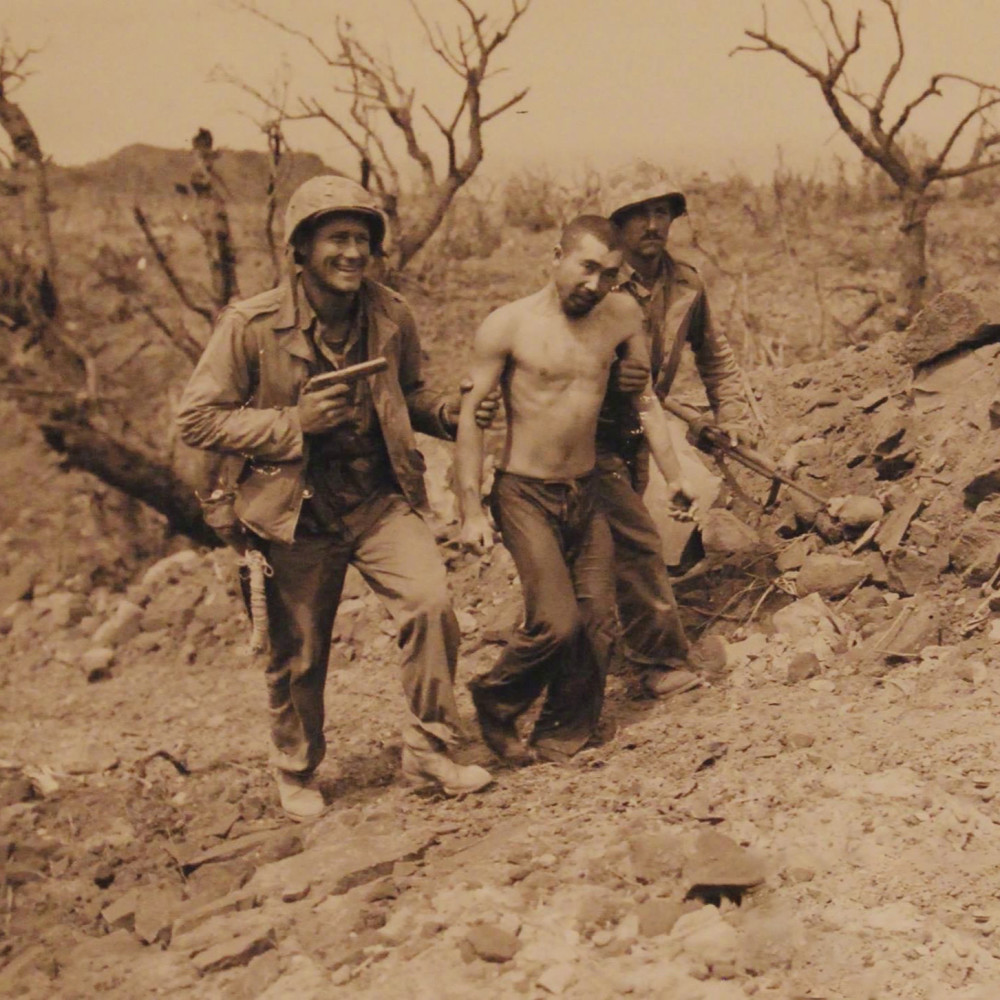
[898,188,931,327]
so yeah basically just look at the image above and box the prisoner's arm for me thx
[455,314,509,550]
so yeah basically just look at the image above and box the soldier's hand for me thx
[298,383,352,434]
[612,356,651,394]
[717,420,759,449]
[459,513,495,554]
[443,380,502,433]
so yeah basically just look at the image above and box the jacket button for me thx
[302,488,314,499]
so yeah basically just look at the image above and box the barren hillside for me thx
[3,159,1000,999]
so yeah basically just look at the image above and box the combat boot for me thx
[401,727,493,796]
[273,769,325,821]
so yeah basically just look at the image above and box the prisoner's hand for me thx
[298,383,352,434]
[612,356,651,394]
[665,478,697,521]
[460,512,495,554]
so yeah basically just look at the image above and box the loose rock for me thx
[796,553,868,599]
[465,923,519,963]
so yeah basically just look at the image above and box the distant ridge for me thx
[50,143,339,203]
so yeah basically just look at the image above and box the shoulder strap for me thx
[656,298,696,400]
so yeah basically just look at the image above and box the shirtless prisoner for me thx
[455,215,692,764]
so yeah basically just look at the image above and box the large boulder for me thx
[902,278,1000,368]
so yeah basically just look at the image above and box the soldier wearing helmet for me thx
[178,174,495,817]
[597,180,758,699]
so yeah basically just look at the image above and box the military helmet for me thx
[284,175,388,254]
[606,183,687,226]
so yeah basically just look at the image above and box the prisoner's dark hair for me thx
[559,214,623,254]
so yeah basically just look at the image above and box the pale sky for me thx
[2,0,998,183]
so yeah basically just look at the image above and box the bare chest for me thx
[512,321,617,386]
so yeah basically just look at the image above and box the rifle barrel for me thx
[660,398,827,506]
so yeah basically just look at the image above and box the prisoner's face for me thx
[554,233,622,317]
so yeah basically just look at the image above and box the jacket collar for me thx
[617,251,699,294]
[272,276,399,363]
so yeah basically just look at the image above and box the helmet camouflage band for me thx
[284,175,388,254]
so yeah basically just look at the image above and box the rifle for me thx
[660,397,827,506]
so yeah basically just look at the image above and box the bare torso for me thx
[498,287,632,479]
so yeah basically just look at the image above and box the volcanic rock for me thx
[796,553,868,598]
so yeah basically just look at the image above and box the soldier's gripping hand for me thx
[715,402,759,449]
[612,356,651,394]
[442,379,502,433]
[715,417,760,449]
[298,383,353,434]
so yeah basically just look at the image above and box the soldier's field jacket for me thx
[177,277,451,544]
[597,253,749,460]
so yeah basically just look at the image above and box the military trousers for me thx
[595,451,690,669]
[469,469,617,758]
[253,494,461,775]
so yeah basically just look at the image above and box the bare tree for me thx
[133,127,242,337]
[735,0,1000,325]
[0,38,216,545]
[224,0,531,272]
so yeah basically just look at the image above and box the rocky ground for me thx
[3,276,1000,999]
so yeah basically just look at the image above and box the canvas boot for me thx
[401,727,493,796]
[273,769,325,821]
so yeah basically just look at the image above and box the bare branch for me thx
[408,0,466,77]
[133,204,213,323]
[0,35,40,98]
[870,0,904,133]
[227,0,531,271]
[481,87,528,123]
[930,94,1000,174]
[735,21,889,176]
[885,76,943,144]
[138,303,203,364]
[233,1,341,69]
[817,0,848,52]
[934,153,1000,182]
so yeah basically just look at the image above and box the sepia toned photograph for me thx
[1,1,999,997]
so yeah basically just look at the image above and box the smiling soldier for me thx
[177,175,493,819]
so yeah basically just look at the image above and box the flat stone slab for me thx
[683,830,767,890]
[191,925,276,975]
